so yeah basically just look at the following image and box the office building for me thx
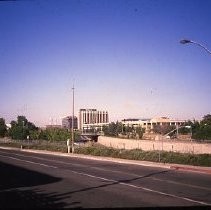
[62,116,78,130]
[79,109,109,131]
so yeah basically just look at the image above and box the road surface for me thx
[0,148,210,208]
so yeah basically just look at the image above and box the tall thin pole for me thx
[72,83,75,153]
[176,123,179,139]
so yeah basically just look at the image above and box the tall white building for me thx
[79,109,109,131]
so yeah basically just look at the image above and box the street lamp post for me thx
[176,123,179,139]
[71,84,75,153]
[180,39,211,55]
[22,120,24,137]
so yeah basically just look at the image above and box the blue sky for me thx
[0,0,211,126]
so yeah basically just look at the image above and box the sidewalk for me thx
[1,146,211,175]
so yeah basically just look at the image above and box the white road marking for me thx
[4,150,211,192]
[0,150,211,206]
[68,169,211,206]
[0,154,57,169]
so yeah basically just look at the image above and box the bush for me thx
[0,140,211,167]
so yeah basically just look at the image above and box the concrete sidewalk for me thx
[1,146,211,175]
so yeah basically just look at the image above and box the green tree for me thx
[153,124,176,136]
[193,125,211,140]
[103,122,121,137]
[8,116,38,140]
[41,128,71,141]
[29,130,40,140]
[39,130,48,140]
[185,115,211,141]
[0,118,7,137]
[116,122,123,135]
[135,126,145,139]
[201,114,211,125]
[17,116,27,126]
[103,121,144,139]
[9,124,25,140]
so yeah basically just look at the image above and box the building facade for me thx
[62,116,78,130]
[79,109,109,131]
[121,117,185,133]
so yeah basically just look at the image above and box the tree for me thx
[29,130,40,140]
[8,116,38,140]
[103,121,144,139]
[153,124,176,136]
[201,114,211,125]
[192,115,211,140]
[39,130,48,140]
[0,118,7,137]
[135,126,145,139]
[39,128,71,141]
[185,115,211,141]
[102,122,121,137]
[17,116,27,126]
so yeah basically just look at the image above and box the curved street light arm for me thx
[190,40,211,55]
[180,39,211,55]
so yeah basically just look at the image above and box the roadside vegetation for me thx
[0,114,211,141]
[0,116,78,141]
[0,140,210,167]
[0,114,211,167]
[76,144,211,167]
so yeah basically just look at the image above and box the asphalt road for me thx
[0,148,211,208]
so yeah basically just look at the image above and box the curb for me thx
[21,148,171,169]
[1,146,211,175]
[170,165,211,175]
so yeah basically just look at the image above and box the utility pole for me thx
[72,83,75,153]
[176,123,179,139]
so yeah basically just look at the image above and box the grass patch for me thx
[75,145,211,167]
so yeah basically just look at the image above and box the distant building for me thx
[122,117,185,133]
[46,125,62,129]
[62,116,78,130]
[79,109,109,131]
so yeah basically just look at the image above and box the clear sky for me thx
[1,0,211,127]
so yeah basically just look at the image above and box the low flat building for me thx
[45,124,62,129]
[121,117,185,133]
